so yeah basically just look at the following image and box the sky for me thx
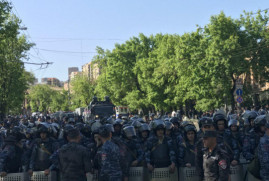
[11,0,269,82]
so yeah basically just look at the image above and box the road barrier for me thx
[178,167,199,181]
[0,164,262,181]
[30,171,56,181]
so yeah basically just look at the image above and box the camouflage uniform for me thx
[97,140,122,181]
[258,134,269,181]
[29,137,57,171]
[242,128,261,161]
[53,142,92,181]
[0,136,23,173]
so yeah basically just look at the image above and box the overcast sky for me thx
[11,0,269,82]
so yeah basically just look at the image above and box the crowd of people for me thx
[0,109,268,181]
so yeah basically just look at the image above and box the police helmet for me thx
[123,126,136,138]
[113,119,124,127]
[131,120,142,129]
[165,121,174,130]
[105,124,114,133]
[68,118,75,124]
[151,119,165,130]
[259,110,267,115]
[139,123,150,132]
[169,117,180,125]
[75,122,84,131]
[213,110,227,123]
[98,125,111,138]
[246,111,259,121]
[37,123,50,133]
[90,120,102,132]
[228,119,238,127]
[254,115,267,128]
[8,126,24,141]
[184,124,197,133]
[181,121,194,128]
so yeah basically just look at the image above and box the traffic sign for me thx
[236,89,243,96]
[236,96,243,104]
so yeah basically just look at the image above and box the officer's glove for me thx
[28,169,33,176]
[185,163,192,168]
[169,162,175,173]
[44,169,50,175]
[0,172,7,177]
[131,160,138,166]
[231,160,238,166]
[147,163,154,172]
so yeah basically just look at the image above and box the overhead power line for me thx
[39,48,97,54]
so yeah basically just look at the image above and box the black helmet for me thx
[213,110,227,123]
[259,110,267,115]
[151,119,165,130]
[245,111,259,122]
[68,118,76,124]
[90,120,102,132]
[113,119,124,126]
[123,126,136,138]
[184,124,197,133]
[37,123,50,134]
[181,121,194,128]
[169,117,180,125]
[137,118,146,123]
[254,115,267,128]
[228,119,238,127]
[199,117,210,128]
[98,125,111,138]
[7,126,24,141]
[131,120,142,129]
[165,121,174,130]
[105,124,114,133]
[75,123,84,131]
[139,123,150,132]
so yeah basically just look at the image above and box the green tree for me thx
[0,1,34,118]
[70,75,95,109]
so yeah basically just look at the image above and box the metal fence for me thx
[0,166,261,181]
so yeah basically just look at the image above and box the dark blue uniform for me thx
[258,134,269,181]
[97,140,122,181]
[0,138,23,173]
[243,128,261,160]
[145,135,176,168]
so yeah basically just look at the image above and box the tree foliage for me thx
[0,1,35,117]
[28,84,69,113]
[93,10,269,112]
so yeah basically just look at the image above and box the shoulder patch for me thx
[101,153,107,161]
[218,159,227,169]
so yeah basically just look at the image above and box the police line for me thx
[0,165,261,181]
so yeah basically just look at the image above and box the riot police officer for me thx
[28,123,57,175]
[96,125,122,181]
[145,119,176,173]
[50,128,92,181]
[203,130,230,181]
[178,121,197,167]
[213,110,239,166]
[258,115,269,181]
[112,119,124,138]
[0,127,24,177]
[243,115,266,161]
